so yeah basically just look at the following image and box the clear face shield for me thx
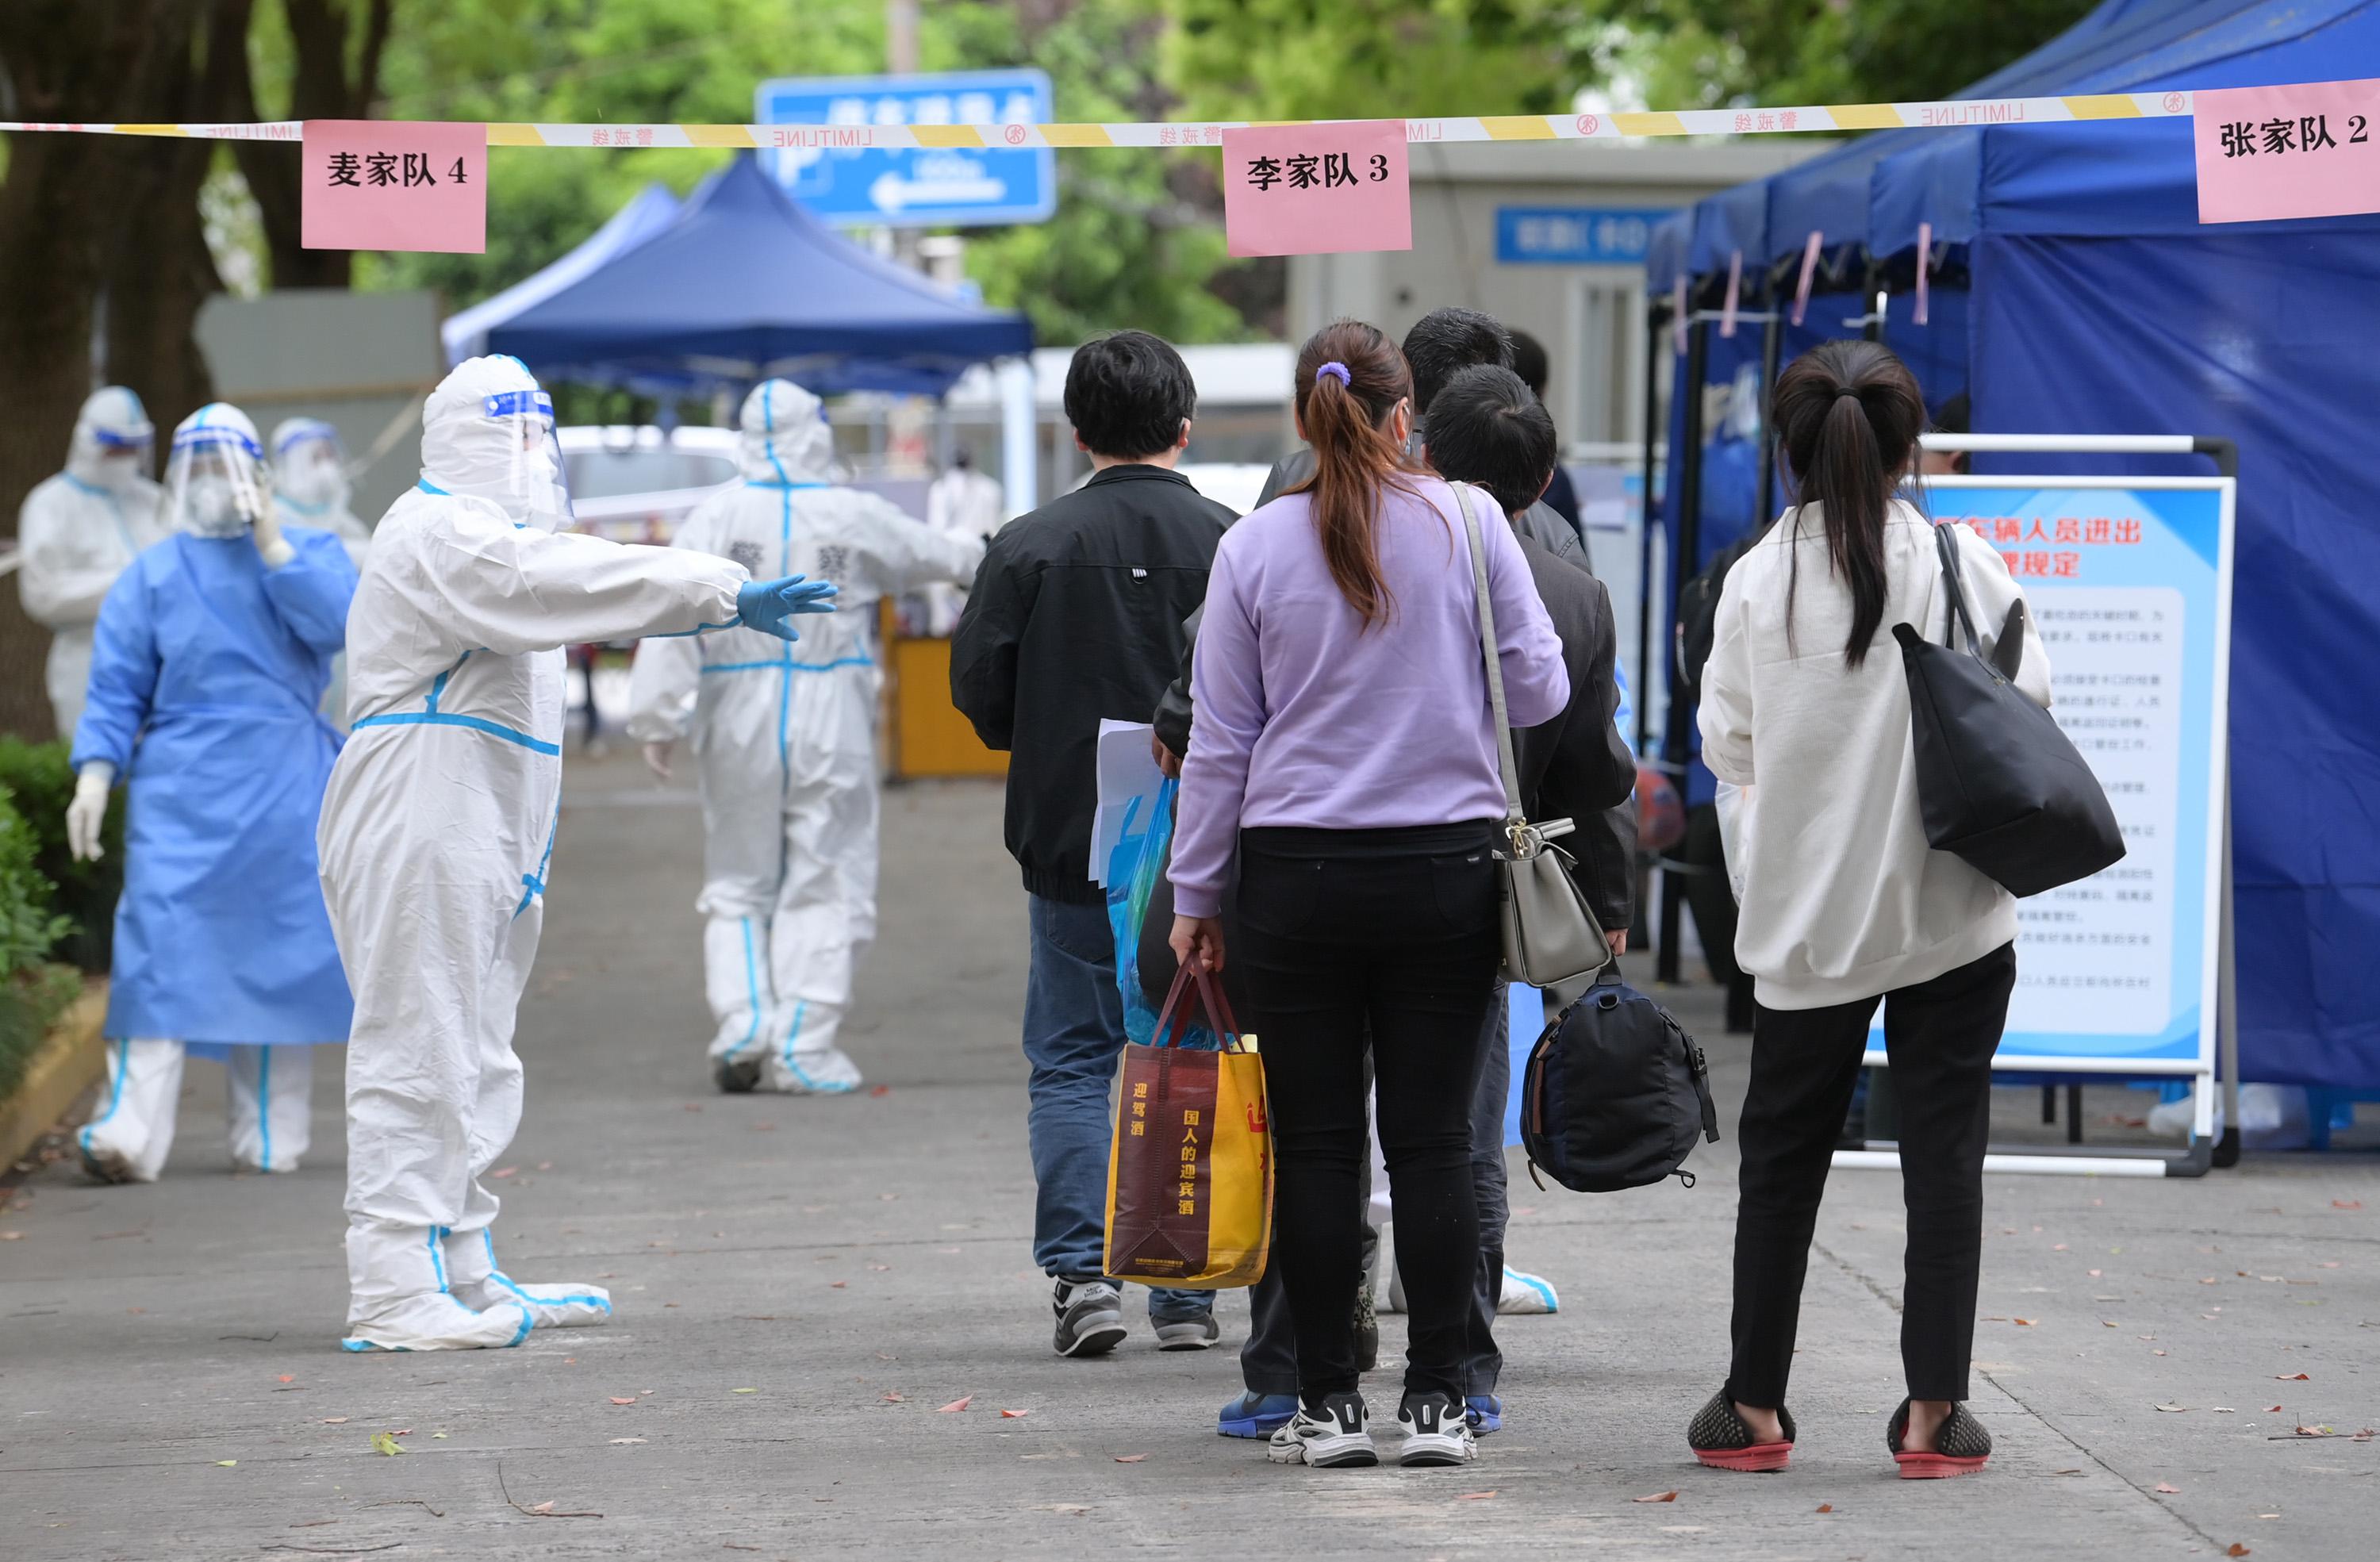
[167,424,267,539]
[483,389,574,532]
[274,425,350,511]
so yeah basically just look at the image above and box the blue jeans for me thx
[1024,894,1211,1322]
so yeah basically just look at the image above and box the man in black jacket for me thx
[950,332,1235,1361]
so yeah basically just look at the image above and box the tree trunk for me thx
[103,0,251,438]
[0,1,190,739]
[231,0,393,290]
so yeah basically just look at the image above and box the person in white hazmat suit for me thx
[919,446,1004,635]
[17,387,169,738]
[318,356,838,1353]
[271,417,373,727]
[271,417,373,568]
[627,378,985,1095]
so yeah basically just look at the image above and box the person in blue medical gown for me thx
[67,402,359,1184]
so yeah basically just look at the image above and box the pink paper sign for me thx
[301,119,487,253]
[1222,121,1411,258]
[2195,79,2380,225]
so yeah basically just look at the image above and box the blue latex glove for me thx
[735,574,839,641]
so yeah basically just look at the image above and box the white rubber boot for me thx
[341,1291,534,1353]
[79,1038,184,1184]
[443,1226,614,1329]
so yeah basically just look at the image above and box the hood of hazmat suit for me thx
[271,416,373,568]
[318,355,748,1350]
[17,387,169,737]
[623,378,986,1096]
[165,403,271,539]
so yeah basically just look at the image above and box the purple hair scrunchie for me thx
[1315,361,1352,386]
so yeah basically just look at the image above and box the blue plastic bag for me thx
[1106,777,1192,1046]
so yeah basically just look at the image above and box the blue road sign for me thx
[756,69,1057,229]
[1495,205,1672,266]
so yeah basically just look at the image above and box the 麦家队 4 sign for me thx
[1222,121,1411,258]
[301,119,487,254]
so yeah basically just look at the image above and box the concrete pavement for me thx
[3,751,2374,1560]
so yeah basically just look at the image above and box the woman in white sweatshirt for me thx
[1687,340,2049,1480]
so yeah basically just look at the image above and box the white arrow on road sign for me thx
[869,170,1008,213]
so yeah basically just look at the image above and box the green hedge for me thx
[0,778,78,1100]
[0,737,122,974]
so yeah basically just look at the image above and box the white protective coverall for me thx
[626,379,982,1094]
[920,455,1004,635]
[271,417,373,727]
[319,356,756,1353]
[17,387,168,738]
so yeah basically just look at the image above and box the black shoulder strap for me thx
[1934,522,1981,655]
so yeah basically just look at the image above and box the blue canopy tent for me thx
[440,182,681,369]
[485,152,1034,398]
[1649,0,2380,1090]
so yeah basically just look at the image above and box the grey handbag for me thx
[1453,484,1614,987]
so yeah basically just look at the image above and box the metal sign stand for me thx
[1831,432,2239,1179]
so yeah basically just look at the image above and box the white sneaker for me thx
[342,1293,533,1353]
[1397,1393,1478,1466]
[1496,1265,1560,1314]
[1268,1393,1379,1468]
[455,1275,613,1329]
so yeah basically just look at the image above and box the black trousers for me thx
[1728,942,2015,1409]
[1236,822,1502,1405]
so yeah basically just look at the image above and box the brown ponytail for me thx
[1772,339,1926,667]
[1288,320,1416,629]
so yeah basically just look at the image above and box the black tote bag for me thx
[1892,524,2125,897]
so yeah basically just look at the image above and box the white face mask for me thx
[182,474,255,537]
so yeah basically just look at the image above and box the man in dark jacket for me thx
[1416,363,1637,1422]
[951,332,1235,1361]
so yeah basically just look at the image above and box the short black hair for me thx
[1932,390,1971,435]
[1423,364,1556,517]
[1063,331,1196,460]
[1401,308,1513,416]
[1508,329,1550,398]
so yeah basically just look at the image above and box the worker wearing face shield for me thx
[17,386,170,738]
[67,402,359,1184]
[318,355,838,1353]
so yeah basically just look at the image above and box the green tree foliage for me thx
[1581,0,2104,113]
[351,0,1244,346]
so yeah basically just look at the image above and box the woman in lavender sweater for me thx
[1169,320,1568,1470]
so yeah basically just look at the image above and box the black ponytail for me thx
[1772,340,1925,668]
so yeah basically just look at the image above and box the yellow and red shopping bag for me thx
[1102,965,1272,1288]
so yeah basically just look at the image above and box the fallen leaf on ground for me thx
[609,1437,647,1445]
[1632,1491,1679,1503]
[869,1084,891,1096]
[2155,1403,2190,1413]
[609,1397,636,1406]
[2320,1261,2341,1269]
[2277,1373,2310,1380]
[2333,1200,2362,1211]
[867,1264,891,1272]
[2155,1482,2181,1494]
[2226,1546,2251,1558]
[321,1418,347,1425]
[215,1460,237,1468]
[2266,1405,2284,1412]
[278,1375,294,1384]
[1113,1454,1146,1463]
[536,1161,552,1170]
[2013,1318,2035,1326]
[528,1501,555,1514]
[491,1166,517,1180]
[731,1387,757,1395]
[937,1396,973,1413]
[1000,1409,1031,1418]
[2054,1468,2083,1476]
[2088,1269,2102,1277]
[1457,1491,1497,1500]
[881,1392,905,1403]
[830,1281,847,1289]
[2213,1407,2237,1414]
[0,1232,21,1241]
[369,1433,404,1456]
[1816,1503,1833,1513]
